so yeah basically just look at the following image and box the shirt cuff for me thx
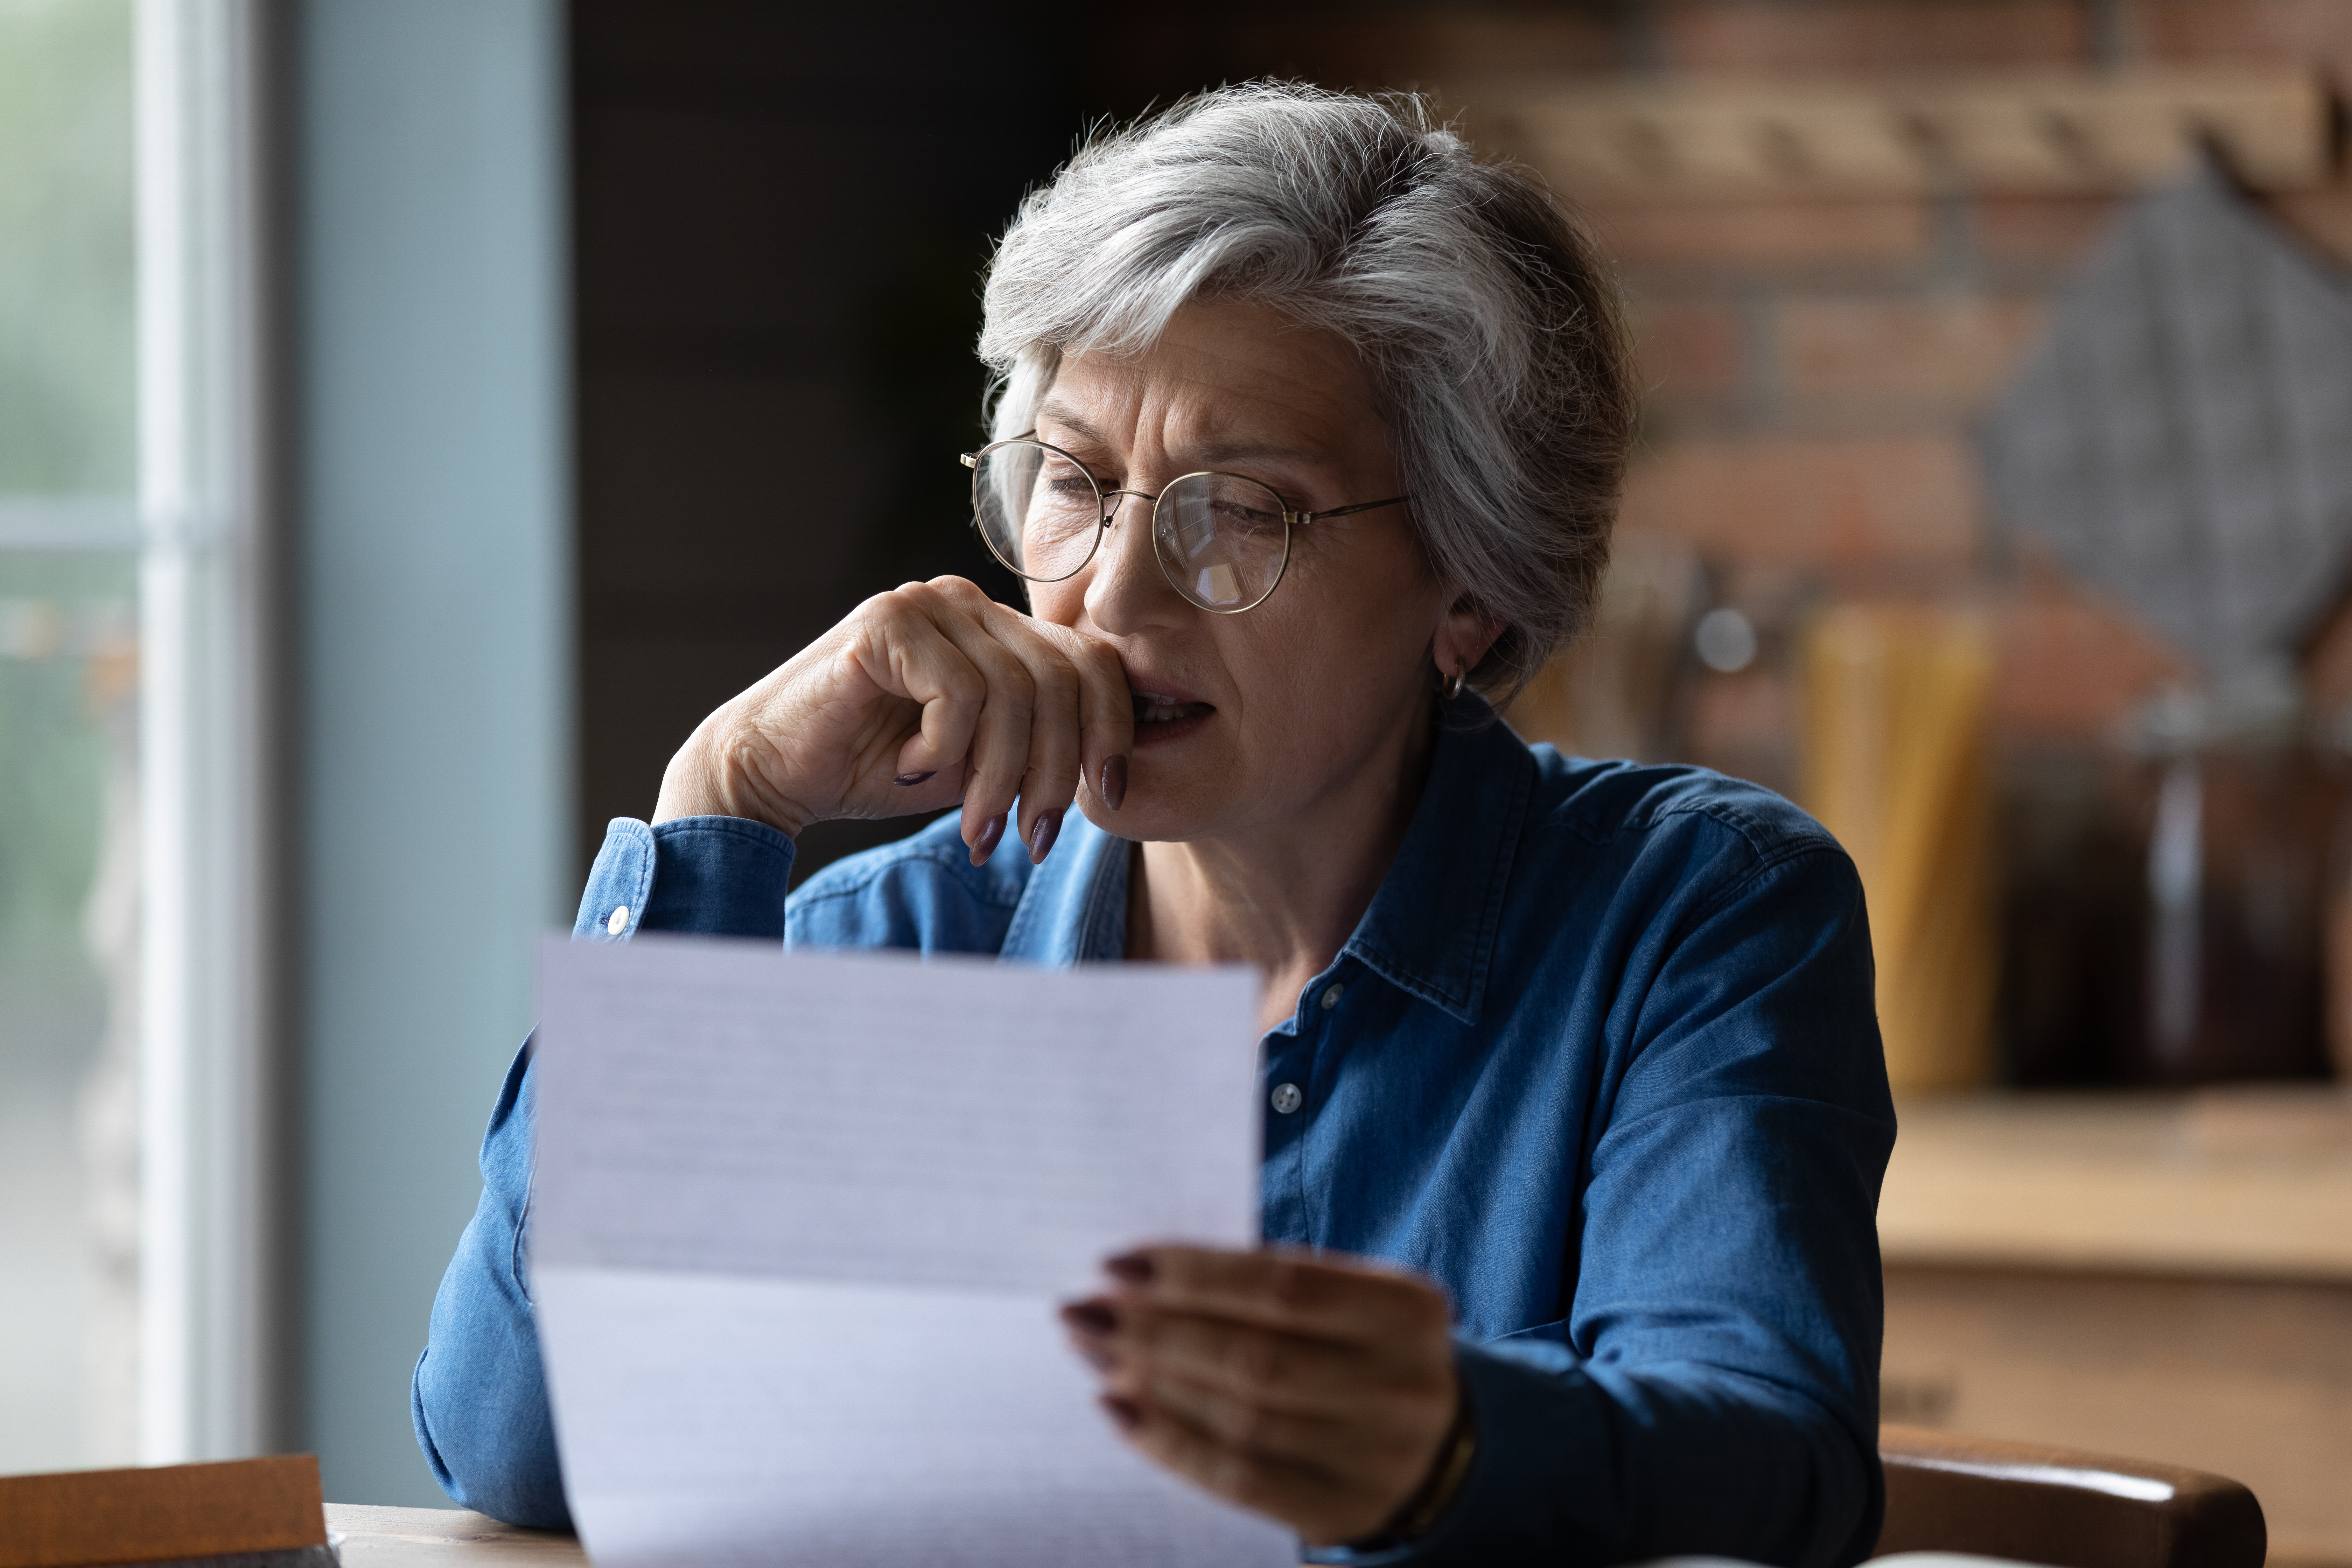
[570,816,797,944]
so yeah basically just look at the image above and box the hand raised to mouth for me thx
[652,577,1135,867]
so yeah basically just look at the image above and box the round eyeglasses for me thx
[960,435,1411,614]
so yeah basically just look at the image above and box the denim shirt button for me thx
[1270,1082,1304,1115]
[605,904,630,935]
[1319,983,1344,1011]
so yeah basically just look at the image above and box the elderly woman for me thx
[414,84,1893,1565]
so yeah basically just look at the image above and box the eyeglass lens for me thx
[1152,472,1288,610]
[971,442,1102,581]
[969,440,1292,612]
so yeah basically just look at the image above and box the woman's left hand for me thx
[1060,1245,1461,1546]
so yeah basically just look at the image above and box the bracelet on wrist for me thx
[1344,1389,1478,1553]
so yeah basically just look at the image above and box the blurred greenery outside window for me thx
[0,0,142,1475]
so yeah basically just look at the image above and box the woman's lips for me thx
[1132,690,1214,748]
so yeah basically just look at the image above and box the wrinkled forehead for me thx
[1031,300,1387,472]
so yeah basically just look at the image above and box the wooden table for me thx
[1878,1087,2352,1568]
[328,1504,583,1565]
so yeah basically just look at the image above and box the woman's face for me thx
[1030,298,1457,844]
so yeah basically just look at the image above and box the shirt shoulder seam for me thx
[1533,783,1841,868]
[1652,797,1840,862]
[1538,787,1849,932]
[1679,834,1853,933]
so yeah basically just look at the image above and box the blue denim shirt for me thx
[413,708,1895,1566]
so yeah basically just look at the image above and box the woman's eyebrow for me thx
[1033,403,1330,473]
[1034,402,1112,447]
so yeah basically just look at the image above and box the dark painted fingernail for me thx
[969,813,1005,866]
[893,771,936,787]
[1060,1299,1117,1334]
[1100,754,1128,812]
[1105,1251,1154,1284]
[1100,1394,1143,1431]
[1028,808,1063,865]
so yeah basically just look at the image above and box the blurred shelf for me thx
[1461,69,2333,200]
[1879,1086,2352,1281]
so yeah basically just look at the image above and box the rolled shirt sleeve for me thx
[1330,847,1892,1568]
[410,816,796,1525]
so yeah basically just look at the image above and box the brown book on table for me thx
[0,1456,330,1568]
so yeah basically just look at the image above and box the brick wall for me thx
[1094,0,2352,1081]
[1612,184,2197,774]
[1127,0,2352,768]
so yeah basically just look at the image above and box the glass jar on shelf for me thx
[2116,674,2333,1085]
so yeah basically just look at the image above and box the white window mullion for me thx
[135,0,274,1465]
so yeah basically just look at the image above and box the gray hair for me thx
[977,82,1638,698]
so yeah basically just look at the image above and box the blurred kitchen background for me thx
[1,0,2347,1558]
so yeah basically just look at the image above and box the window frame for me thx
[129,0,282,1463]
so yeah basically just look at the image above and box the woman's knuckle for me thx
[996,681,1038,719]
[1238,1329,1286,1388]
[1267,1261,1319,1311]
[1223,1398,1273,1450]
[989,654,1034,696]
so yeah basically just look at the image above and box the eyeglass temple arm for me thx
[960,432,1042,468]
[959,430,1044,468]
[1295,495,1413,525]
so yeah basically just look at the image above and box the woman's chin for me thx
[1081,751,1229,844]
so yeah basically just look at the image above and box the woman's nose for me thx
[1085,493,1185,634]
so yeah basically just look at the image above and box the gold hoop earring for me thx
[1440,661,1468,701]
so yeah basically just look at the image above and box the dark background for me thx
[571,1,1058,881]
[567,0,1651,883]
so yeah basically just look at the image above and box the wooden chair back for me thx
[1878,1426,2266,1568]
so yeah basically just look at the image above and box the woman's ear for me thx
[1432,596,1507,681]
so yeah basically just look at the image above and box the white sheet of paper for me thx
[530,934,1294,1568]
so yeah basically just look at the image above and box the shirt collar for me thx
[998,810,1129,966]
[1339,705,1535,1025]
[998,701,1535,1022]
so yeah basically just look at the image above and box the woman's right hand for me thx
[652,576,1135,866]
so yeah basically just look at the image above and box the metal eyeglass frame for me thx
[959,433,1412,615]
